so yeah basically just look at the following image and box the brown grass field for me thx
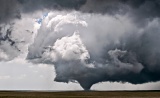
[0,91,160,98]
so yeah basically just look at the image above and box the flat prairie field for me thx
[0,91,160,98]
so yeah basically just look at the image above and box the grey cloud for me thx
[80,0,160,25]
[18,0,86,12]
[0,0,87,24]
[0,0,21,23]
[1,0,160,24]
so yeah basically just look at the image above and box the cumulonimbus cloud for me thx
[25,11,160,90]
[1,0,160,90]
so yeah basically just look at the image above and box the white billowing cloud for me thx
[46,13,88,32]
[42,32,90,65]
[28,11,136,63]
[27,11,89,60]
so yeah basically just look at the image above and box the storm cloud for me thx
[1,0,160,90]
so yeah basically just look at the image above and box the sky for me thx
[1,0,160,90]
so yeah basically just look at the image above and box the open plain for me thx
[0,91,160,98]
